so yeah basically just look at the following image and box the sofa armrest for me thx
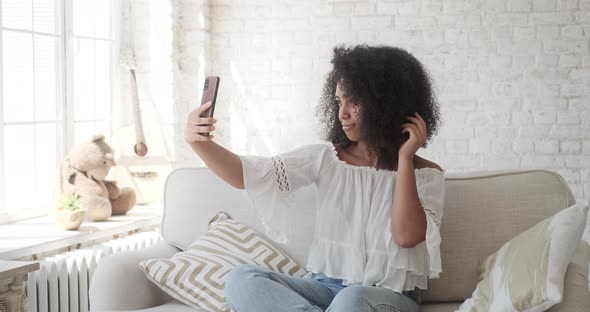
[549,241,590,311]
[89,240,180,311]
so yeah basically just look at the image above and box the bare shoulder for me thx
[414,155,443,172]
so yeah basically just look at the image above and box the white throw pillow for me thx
[457,202,589,312]
[139,212,307,312]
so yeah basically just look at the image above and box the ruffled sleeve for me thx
[415,168,446,278]
[380,168,446,291]
[238,144,329,243]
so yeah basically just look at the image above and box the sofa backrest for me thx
[161,167,316,264]
[161,167,575,302]
[423,169,575,302]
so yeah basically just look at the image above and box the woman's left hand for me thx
[399,112,427,160]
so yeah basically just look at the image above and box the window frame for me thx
[0,8,4,224]
[0,0,120,224]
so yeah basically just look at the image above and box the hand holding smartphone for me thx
[198,76,220,136]
[184,76,220,144]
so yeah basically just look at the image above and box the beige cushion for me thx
[139,213,307,312]
[457,203,588,311]
[423,170,577,302]
[547,240,590,311]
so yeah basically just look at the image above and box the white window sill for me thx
[0,204,162,260]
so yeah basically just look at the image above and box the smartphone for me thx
[198,76,220,136]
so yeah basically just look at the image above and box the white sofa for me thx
[89,167,590,311]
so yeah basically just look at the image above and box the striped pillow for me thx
[457,202,589,312]
[139,213,307,312]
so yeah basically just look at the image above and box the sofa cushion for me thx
[547,241,590,311]
[457,202,588,311]
[139,212,307,312]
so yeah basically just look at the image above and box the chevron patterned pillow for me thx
[139,213,307,312]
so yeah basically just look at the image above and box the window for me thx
[0,0,119,223]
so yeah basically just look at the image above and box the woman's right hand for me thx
[184,101,217,143]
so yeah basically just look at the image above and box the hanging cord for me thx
[120,0,148,157]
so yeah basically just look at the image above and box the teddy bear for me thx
[59,134,137,221]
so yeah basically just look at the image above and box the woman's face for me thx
[336,81,363,142]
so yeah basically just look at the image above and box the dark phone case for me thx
[198,76,220,135]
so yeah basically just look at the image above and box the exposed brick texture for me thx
[119,0,590,239]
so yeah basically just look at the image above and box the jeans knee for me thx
[329,286,419,312]
[225,264,267,303]
[328,286,372,311]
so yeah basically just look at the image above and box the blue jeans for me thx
[225,264,422,312]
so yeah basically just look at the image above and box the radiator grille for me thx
[26,231,162,312]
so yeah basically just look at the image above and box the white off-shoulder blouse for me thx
[238,142,446,292]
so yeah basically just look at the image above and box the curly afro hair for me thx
[316,44,442,170]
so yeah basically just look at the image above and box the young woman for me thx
[185,44,445,312]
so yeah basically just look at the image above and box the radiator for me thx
[25,231,162,312]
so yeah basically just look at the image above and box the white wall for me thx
[211,0,589,203]
[120,0,590,230]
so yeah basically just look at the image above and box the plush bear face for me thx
[86,161,113,180]
[67,134,116,181]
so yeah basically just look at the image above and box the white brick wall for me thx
[120,0,590,235]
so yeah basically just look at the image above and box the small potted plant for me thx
[52,193,87,230]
